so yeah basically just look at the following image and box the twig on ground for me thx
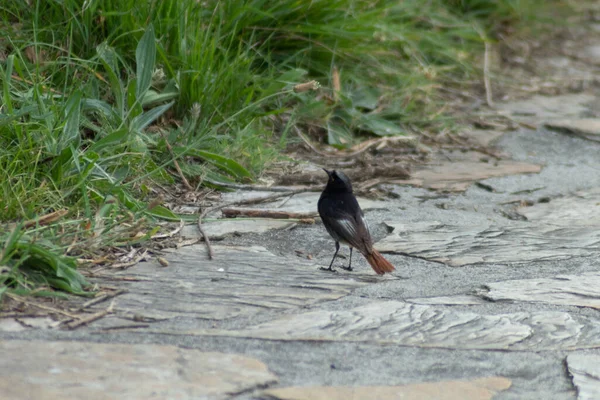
[0,312,49,318]
[21,209,69,229]
[151,219,185,239]
[475,26,494,108]
[159,130,193,191]
[5,293,80,320]
[197,187,318,259]
[295,126,415,159]
[222,208,317,219]
[196,216,214,260]
[75,289,126,312]
[63,299,115,330]
[100,323,150,331]
[110,249,148,269]
[208,182,317,192]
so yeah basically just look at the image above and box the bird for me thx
[317,169,395,275]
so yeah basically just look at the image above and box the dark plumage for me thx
[318,169,395,275]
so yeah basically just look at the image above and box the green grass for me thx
[0,0,565,298]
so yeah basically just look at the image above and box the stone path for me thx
[3,14,600,400]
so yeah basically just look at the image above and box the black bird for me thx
[318,169,395,275]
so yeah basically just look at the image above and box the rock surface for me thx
[0,340,277,400]
[567,354,600,400]
[263,377,512,400]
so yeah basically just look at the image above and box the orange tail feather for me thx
[365,250,395,275]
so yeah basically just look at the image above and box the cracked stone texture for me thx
[567,353,600,400]
[263,377,512,400]
[483,272,600,309]
[496,93,596,123]
[545,119,600,141]
[96,245,368,322]
[392,157,541,192]
[198,301,600,351]
[181,219,296,240]
[0,340,277,400]
[376,188,600,266]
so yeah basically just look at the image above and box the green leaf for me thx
[97,43,124,117]
[136,24,156,101]
[127,79,143,119]
[326,119,352,147]
[176,147,252,179]
[130,101,174,132]
[2,54,14,113]
[359,115,404,136]
[263,68,308,97]
[89,127,129,152]
[59,90,82,152]
[141,87,179,108]
[351,87,381,110]
[146,205,179,220]
[82,98,119,122]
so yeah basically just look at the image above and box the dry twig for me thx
[63,300,115,330]
[475,26,494,108]
[222,208,317,219]
[151,219,185,239]
[5,293,79,319]
[295,126,415,158]
[75,289,125,312]
[159,130,193,191]
[197,187,318,260]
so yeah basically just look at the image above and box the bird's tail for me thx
[365,250,395,275]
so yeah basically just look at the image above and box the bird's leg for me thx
[320,242,340,273]
[341,247,353,271]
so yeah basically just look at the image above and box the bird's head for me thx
[323,169,353,193]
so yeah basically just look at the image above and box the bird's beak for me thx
[322,168,331,176]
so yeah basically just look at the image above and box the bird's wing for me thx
[320,198,372,252]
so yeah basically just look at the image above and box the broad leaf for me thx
[136,24,156,101]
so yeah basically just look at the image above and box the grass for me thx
[0,0,566,299]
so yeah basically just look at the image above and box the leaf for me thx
[351,87,381,110]
[97,43,124,117]
[82,98,119,122]
[176,147,252,179]
[89,127,129,152]
[359,115,405,136]
[2,54,14,112]
[141,87,179,108]
[263,68,308,97]
[326,119,353,147]
[146,205,179,221]
[59,90,82,152]
[130,101,174,132]
[127,79,143,119]
[136,24,156,101]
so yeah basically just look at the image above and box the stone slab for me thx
[377,189,600,266]
[545,119,600,141]
[567,353,600,400]
[181,219,296,240]
[263,377,511,400]
[392,156,541,192]
[0,340,277,400]
[483,272,600,309]
[199,300,600,351]
[496,94,595,122]
[101,245,367,322]
[221,192,386,214]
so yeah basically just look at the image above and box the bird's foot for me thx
[319,266,338,273]
[340,265,353,272]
